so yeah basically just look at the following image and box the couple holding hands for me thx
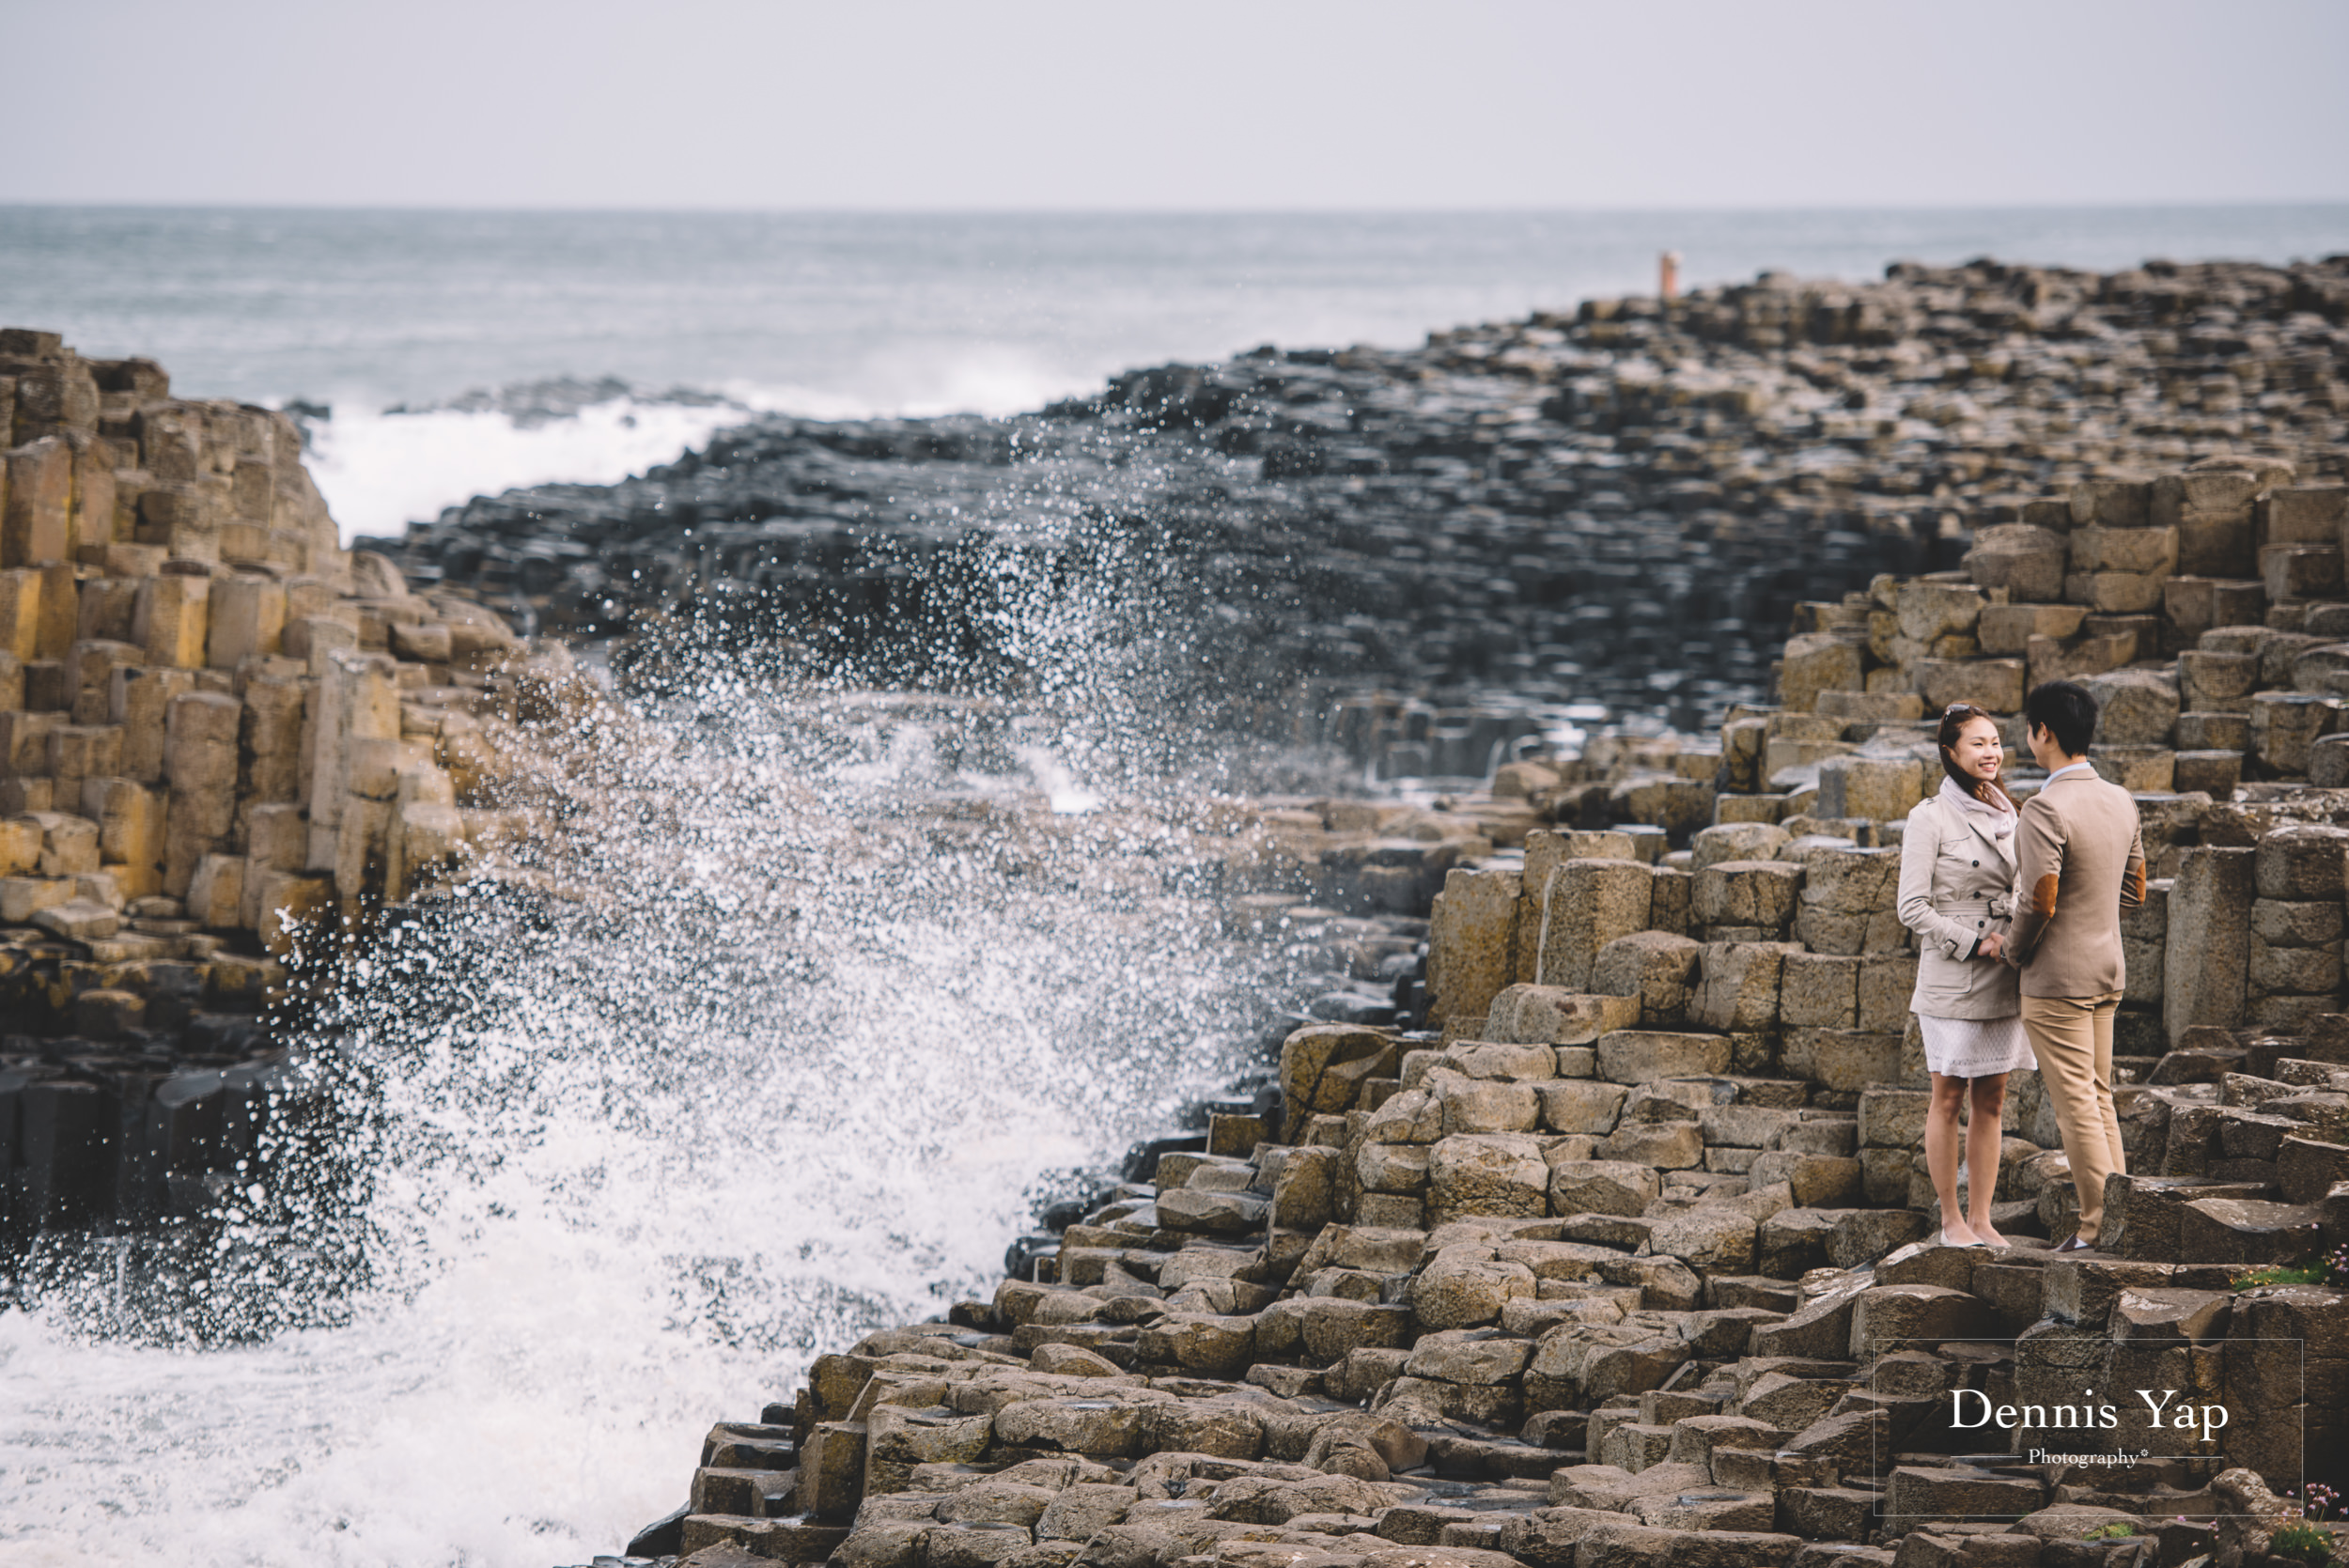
[1897,680,2148,1252]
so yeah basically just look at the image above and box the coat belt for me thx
[1943,895,2011,919]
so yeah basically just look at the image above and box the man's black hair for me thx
[2025,680,2099,757]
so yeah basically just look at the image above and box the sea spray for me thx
[0,537,1327,1566]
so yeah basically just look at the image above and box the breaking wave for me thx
[301,352,1100,548]
[0,561,1311,1566]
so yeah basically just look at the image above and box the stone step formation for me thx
[639,1017,2344,1568]
[0,327,549,1235]
[367,256,2349,775]
[638,454,2349,1566]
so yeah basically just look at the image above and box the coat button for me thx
[1978,919,1985,926]
[1971,859,1980,866]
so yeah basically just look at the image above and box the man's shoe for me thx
[2055,1234,2097,1252]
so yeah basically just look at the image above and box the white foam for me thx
[0,1232,743,1566]
[304,395,760,548]
[847,346,1089,423]
[301,346,1097,550]
[0,979,1106,1565]
[1013,742,1107,815]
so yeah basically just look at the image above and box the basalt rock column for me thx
[0,328,535,1243]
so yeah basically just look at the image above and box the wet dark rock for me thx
[627,1502,692,1558]
[366,256,2349,773]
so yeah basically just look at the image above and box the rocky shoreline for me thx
[366,256,2349,775]
[525,265,2349,1568]
[4,250,2349,1568]
[613,453,2349,1567]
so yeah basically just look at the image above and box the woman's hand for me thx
[1978,932,2005,960]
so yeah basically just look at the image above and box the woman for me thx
[1896,703,2033,1247]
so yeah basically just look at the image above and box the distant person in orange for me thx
[2003,680,2147,1252]
[1898,702,2030,1248]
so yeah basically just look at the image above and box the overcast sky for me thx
[6,0,2345,210]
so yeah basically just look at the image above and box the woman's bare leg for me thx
[1967,1073,2010,1243]
[1926,1071,1977,1243]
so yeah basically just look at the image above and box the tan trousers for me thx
[2021,992,2126,1242]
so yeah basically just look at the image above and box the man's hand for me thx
[1978,932,2004,961]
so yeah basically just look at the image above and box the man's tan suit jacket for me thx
[2004,765,2147,999]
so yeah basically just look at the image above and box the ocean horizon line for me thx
[8,197,2349,221]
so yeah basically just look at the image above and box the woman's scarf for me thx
[1938,773,2015,843]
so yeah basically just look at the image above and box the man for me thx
[2003,680,2147,1251]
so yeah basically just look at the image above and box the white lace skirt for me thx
[1918,1013,2036,1079]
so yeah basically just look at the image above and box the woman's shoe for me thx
[1970,1227,2011,1248]
[1939,1228,1985,1248]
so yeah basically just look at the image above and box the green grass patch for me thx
[2231,1263,2329,1289]
[2231,1246,2349,1291]
[2269,1520,2334,1566]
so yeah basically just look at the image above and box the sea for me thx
[1,205,2346,1568]
[8,206,2349,545]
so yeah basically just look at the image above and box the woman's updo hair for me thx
[1938,703,2015,810]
